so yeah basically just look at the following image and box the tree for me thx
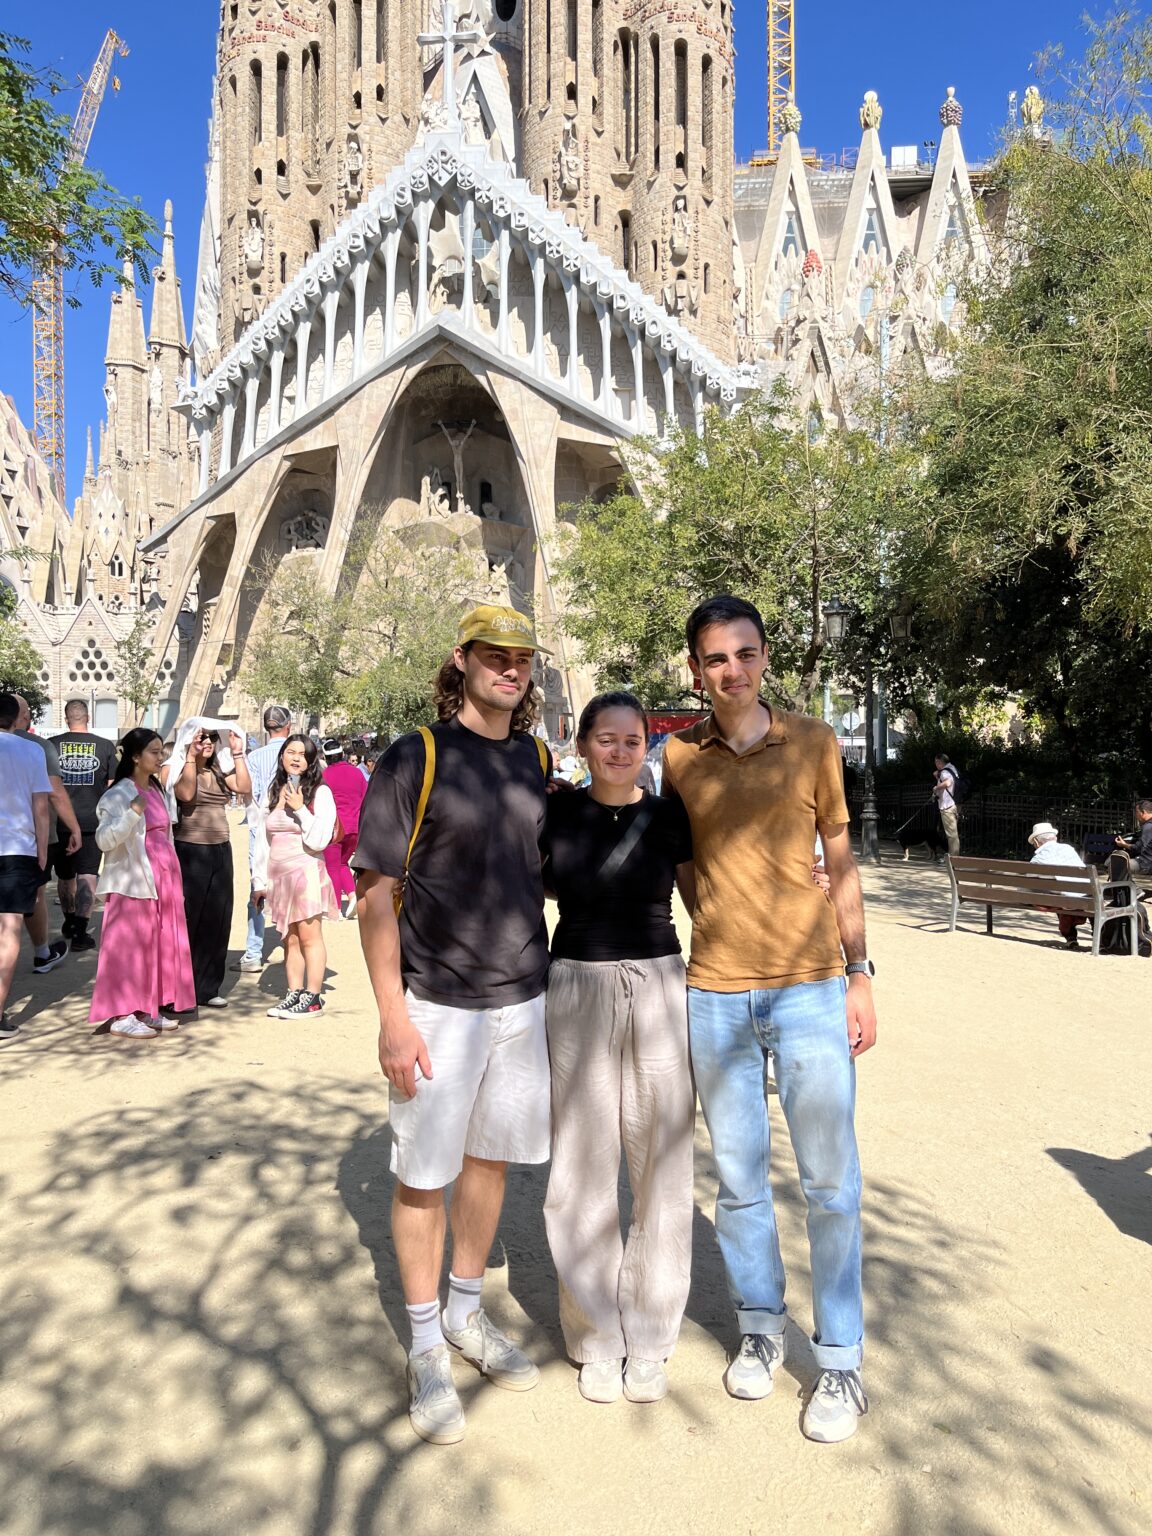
[0,33,154,308]
[556,388,919,711]
[113,611,158,724]
[0,581,47,714]
[241,525,479,738]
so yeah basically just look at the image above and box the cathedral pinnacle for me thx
[860,91,883,132]
[940,87,964,128]
[780,102,803,137]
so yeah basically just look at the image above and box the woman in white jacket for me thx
[89,729,196,1038]
[254,734,340,1019]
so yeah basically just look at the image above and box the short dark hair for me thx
[577,690,649,744]
[64,698,88,722]
[1136,798,1152,815]
[263,704,292,732]
[685,595,767,660]
[0,692,19,729]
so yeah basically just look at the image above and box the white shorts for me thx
[389,991,551,1190]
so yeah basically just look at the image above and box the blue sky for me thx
[2,0,1093,506]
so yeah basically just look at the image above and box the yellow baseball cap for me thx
[457,604,551,655]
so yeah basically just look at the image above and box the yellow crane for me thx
[31,29,129,505]
[767,0,796,157]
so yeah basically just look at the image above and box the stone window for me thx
[649,36,660,172]
[778,288,794,321]
[939,283,958,324]
[859,286,876,322]
[782,210,801,258]
[250,60,262,147]
[862,205,883,257]
[495,0,517,18]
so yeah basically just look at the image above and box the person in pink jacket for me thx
[322,741,368,918]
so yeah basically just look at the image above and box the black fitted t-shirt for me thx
[543,790,693,963]
[352,718,550,1009]
[50,732,117,833]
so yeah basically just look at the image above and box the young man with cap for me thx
[661,595,877,1444]
[354,605,552,1446]
[236,705,293,972]
[1028,821,1088,948]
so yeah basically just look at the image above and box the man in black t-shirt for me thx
[51,701,116,951]
[353,604,551,1446]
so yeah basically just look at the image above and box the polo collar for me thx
[699,704,790,758]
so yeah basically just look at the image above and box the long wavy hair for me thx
[266,733,325,811]
[113,728,163,790]
[433,645,540,734]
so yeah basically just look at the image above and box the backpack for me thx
[392,726,550,915]
[946,762,972,805]
[1098,851,1152,956]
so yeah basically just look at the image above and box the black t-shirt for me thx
[50,732,117,833]
[352,717,551,1008]
[543,789,693,963]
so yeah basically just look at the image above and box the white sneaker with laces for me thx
[724,1332,786,1400]
[153,1014,181,1032]
[441,1307,540,1391]
[623,1358,668,1403]
[801,1368,869,1443]
[406,1343,466,1445]
[267,990,301,1018]
[109,1014,159,1038]
[578,1359,624,1403]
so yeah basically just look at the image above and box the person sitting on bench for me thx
[1116,800,1152,875]
[1028,821,1087,950]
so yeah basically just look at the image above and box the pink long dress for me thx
[322,761,367,901]
[89,786,196,1022]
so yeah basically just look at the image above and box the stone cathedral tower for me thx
[521,0,736,359]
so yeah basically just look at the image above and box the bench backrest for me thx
[948,856,1100,912]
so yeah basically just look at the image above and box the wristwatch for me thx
[845,960,875,978]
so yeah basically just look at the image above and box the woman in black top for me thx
[542,692,695,1408]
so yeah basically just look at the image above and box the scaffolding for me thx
[767,0,796,158]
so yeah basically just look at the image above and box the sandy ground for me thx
[0,818,1149,1536]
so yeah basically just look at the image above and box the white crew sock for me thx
[407,1299,444,1357]
[445,1272,483,1332]
[34,944,50,961]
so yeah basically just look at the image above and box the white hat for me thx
[1028,821,1059,846]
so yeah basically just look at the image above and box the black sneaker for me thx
[266,989,302,1019]
[69,917,96,951]
[0,1014,19,1043]
[70,930,97,952]
[33,939,70,974]
[275,991,325,1018]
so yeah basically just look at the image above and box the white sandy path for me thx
[0,820,1148,1536]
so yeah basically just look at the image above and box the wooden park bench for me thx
[945,856,1143,958]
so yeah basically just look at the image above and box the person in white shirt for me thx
[1028,821,1087,949]
[932,754,961,857]
[0,693,52,1041]
[236,705,293,973]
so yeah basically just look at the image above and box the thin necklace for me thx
[591,791,641,823]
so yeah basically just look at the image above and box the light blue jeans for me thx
[688,978,863,1370]
[244,824,265,963]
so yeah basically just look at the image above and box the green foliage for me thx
[113,612,158,724]
[241,524,478,737]
[0,583,47,714]
[0,34,155,307]
[557,388,920,711]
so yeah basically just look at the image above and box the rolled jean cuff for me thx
[738,1306,787,1337]
[811,1338,864,1371]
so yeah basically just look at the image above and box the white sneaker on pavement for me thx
[109,1014,159,1038]
[578,1359,624,1403]
[232,956,264,973]
[801,1368,869,1443]
[152,1014,181,1032]
[406,1344,466,1445]
[441,1307,540,1391]
[724,1332,786,1400]
[623,1358,668,1403]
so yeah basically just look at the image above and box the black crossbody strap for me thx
[595,801,654,884]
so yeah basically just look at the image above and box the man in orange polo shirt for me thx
[663,594,877,1443]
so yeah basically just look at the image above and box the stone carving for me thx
[779,101,803,137]
[417,98,450,142]
[939,87,963,128]
[149,364,164,416]
[669,196,692,263]
[663,270,698,318]
[345,135,364,203]
[244,214,264,277]
[103,373,118,437]
[860,91,883,132]
[437,419,476,515]
[421,468,453,519]
[555,122,581,199]
[282,509,330,550]
[460,89,486,147]
[1021,85,1045,131]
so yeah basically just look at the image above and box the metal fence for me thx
[847,785,1136,860]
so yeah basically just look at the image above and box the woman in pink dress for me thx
[253,734,340,1020]
[89,729,196,1039]
[322,741,368,918]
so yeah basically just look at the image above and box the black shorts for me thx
[47,834,102,881]
[0,855,49,915]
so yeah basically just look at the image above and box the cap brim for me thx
[467,632,552,656]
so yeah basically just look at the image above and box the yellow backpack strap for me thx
[532,734,549,776]
[394,726,436,915]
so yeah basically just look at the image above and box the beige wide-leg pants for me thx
[544,954,695,1363]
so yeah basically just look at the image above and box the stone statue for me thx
[149,364,164,416]
[663,270,698,318]
[480,499,504,521]
[860,91,883,132]
[282,509,330,551]
[1021,85,1045,131]
[669,195,691,263]
[555,121,581,199]
[423,468,452,519]
[461,89,486,147]
[417,97,450,142]
[243,214,264,277]
[345,134,364,201]
[102,372,118,435]
[437,419,476,515]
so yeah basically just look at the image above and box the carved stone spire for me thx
[940,86,964,128]
[860,91,883,132]
[148,199,187,350]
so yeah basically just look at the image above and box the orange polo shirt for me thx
[662,708,850,991]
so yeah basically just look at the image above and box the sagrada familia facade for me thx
[2,0,1004,740]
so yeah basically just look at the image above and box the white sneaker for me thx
[623,1358,668,1403]
[801,1368,869,1443]
[724,1332,786,1400]
[109,1014,159,1038]
[234,956,264,973]
[203,995,229,1009]
[441,1307,540,1391]
[406,1344,466,1445]
[153,1014,181,1032]
[578,1359,624,1403]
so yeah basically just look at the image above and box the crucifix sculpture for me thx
[417,2,483,129]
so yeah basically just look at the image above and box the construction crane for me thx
[31,30,128,506]
[767,0,796,158]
